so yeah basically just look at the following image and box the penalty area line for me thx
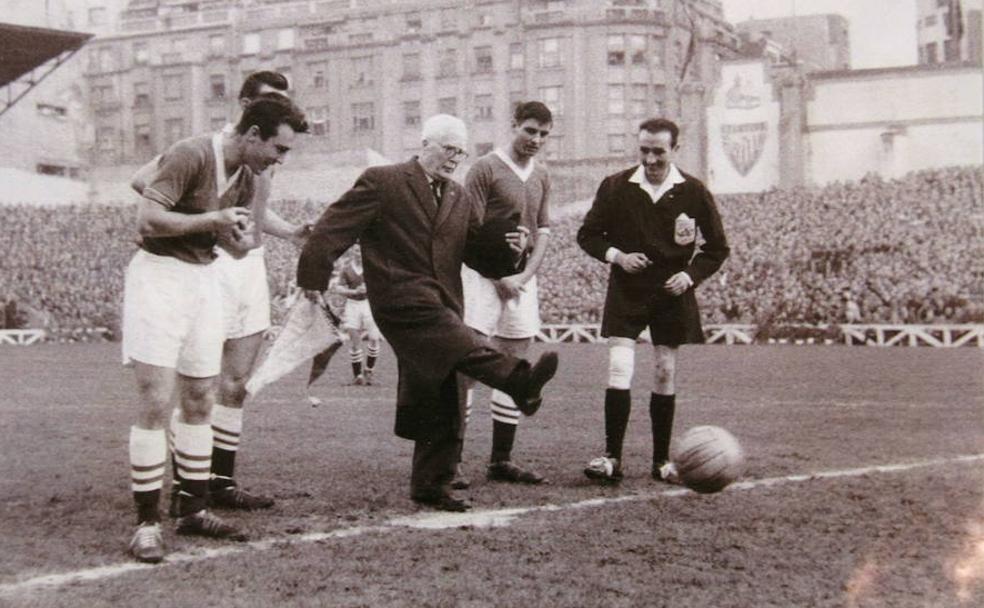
[3,453,982,596]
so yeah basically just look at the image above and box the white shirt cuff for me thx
[604,247,623,264]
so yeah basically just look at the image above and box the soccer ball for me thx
[670,425,745,494]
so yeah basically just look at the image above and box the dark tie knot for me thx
[430,180,444,204]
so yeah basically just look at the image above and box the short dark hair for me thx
[239,70,289,101]
[639,118,679,148]
[513,101,553,125]
[235,96,309,139]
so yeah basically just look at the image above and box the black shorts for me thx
[601,290,705,346]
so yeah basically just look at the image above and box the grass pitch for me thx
[1,342,982,607]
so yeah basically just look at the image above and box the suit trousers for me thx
[411,346,526,498]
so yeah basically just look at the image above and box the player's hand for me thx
[505,226,530,255]
[616,252,652,274]
[494,275,524,301]
[289,223,312,248]
[212,207,251,230]
[663,271,693,296]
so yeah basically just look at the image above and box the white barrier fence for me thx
[1,324,982,347]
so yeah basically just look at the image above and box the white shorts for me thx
[343,298,381,340]
[122,249,224,378]
[462,265,541,339]
[216,247,271,340]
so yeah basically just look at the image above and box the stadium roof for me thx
[0,22,92,117]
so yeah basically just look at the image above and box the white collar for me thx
[493,148,535,183]
[629,163,685,204]
[213,131,243,198]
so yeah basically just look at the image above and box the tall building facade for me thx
[82,0,739,170]
[916,0,982,64]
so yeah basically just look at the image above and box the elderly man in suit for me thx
[297,114,559,512]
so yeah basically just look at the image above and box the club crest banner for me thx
[721,122,768,177]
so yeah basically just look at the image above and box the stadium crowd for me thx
[1,166,981,334]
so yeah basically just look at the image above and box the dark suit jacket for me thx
[297,159,514,441]
[577,166,730,327]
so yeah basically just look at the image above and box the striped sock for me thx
[490,390,520,462]
[350,348,364,378]
[366,343,379,372]
[129,426,166,524]
[211,404,242,489]
[173,421,212,516]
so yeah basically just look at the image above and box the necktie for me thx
[430,180,443,208]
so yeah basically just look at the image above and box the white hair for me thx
[421,114,467,147]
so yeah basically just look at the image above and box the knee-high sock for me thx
[649,393,676,465]
[366,343,379,372]
[211,404,242,489]
[490,389,520,463]
[349,347,364,378]
[173,421,212,516]
[130,426,167,524]
[605,388,632,460]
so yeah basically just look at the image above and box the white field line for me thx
[3,453,983,596]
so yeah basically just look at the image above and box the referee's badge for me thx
[674,213,696,245]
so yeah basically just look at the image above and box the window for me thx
[608,84,624,115]
[539,38,560,68]
[438,97,457,116]
[164,118,184,146]
[37,103,67,118]
[925,14,938,26]
[91,84,114,105]
[473,94,493,121]
[277,28,295,51]
[242,33,260,55]
[209,34,225,57]
[651,36,664,67]
[352,102,374,132]
[98,47,115,72]
[630,84,647,117]
[544,133,561,160]
[474,46,493,74]
[210,116,227,131]
[924,42,938,63]
[97,127,115,152]
[88,7,107,26]
[133,82,150,107]
[944,38,961,61]
[509,43,524,70]
[402,52,421,81]
[210,74,226,99]
[163,75,183,101]
[406,12,422,33]
[608,133,625,154]
[653,85,665,114]
[37,163,68,177]
[133,42,149,65]
[403,101,421,127]
[538,85,563,117]
[163,38,186,63]
[310,62,327,88]
[351,55,374,86]
[438,48,458,77]
[608,35,626,65]
[629,35,646,64]
[440,9,456,30]
[309,106,329,136]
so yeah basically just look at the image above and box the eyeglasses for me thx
[441,144,469,160]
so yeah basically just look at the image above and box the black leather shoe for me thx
[412,492,471,512]
[514,351,558,416]
[450,464,471,490]
[487,460,546,484]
